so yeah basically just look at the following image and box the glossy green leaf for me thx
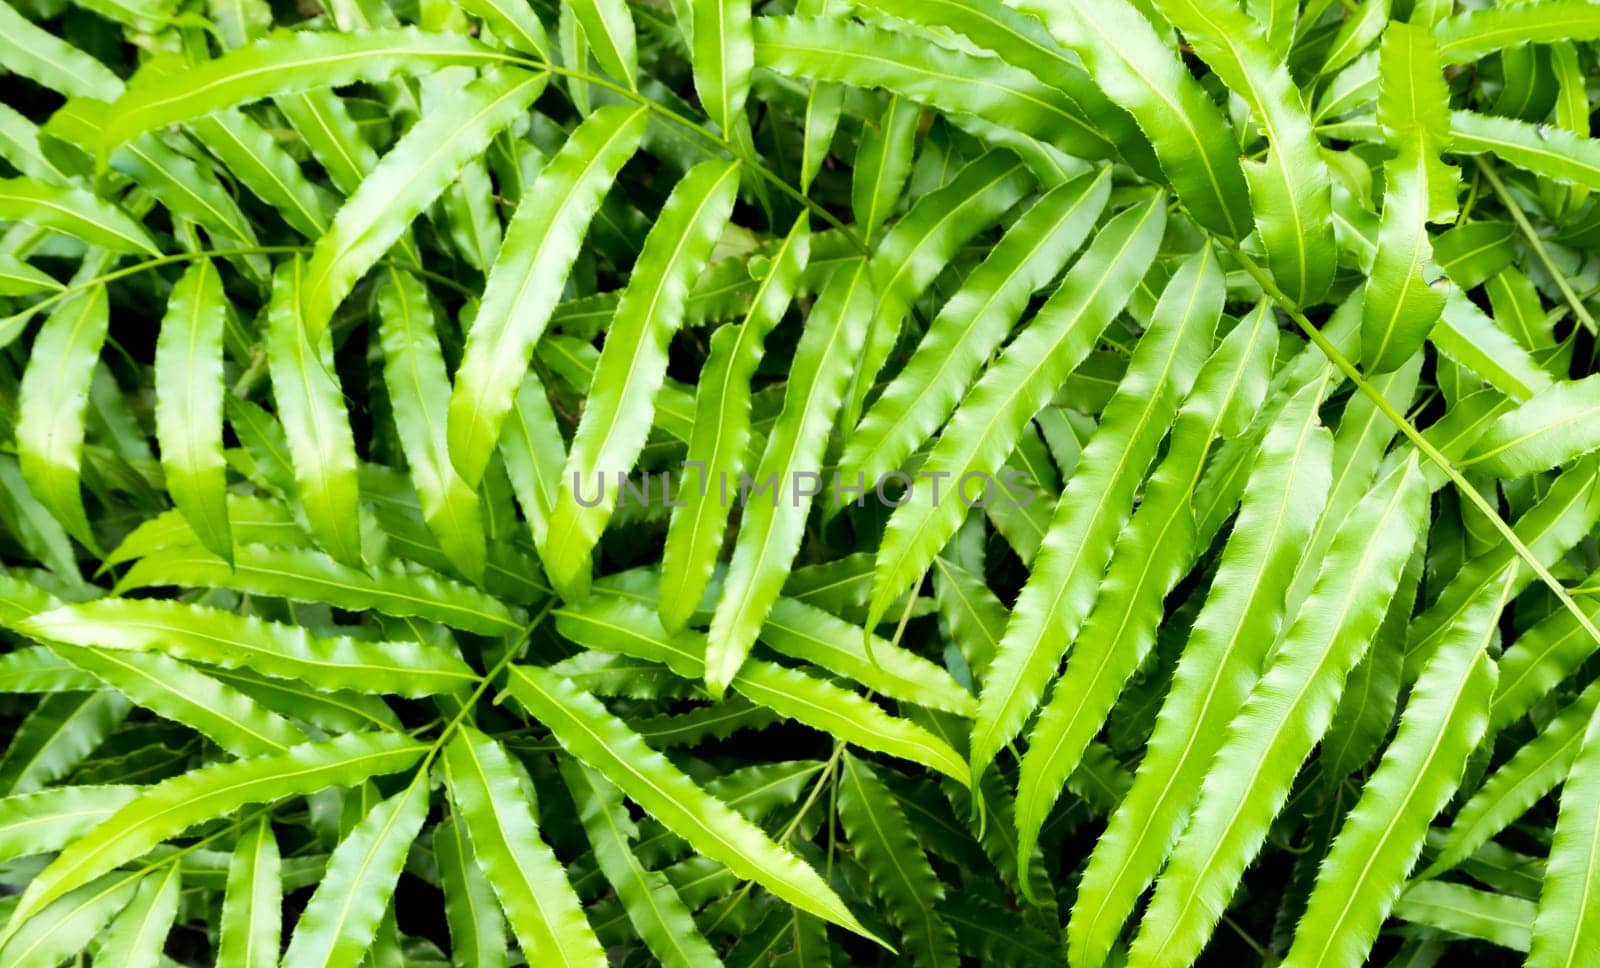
[559,759,722,968]
[840,149,1037,442]
[753,17,1117,165]
[218,815,281,968]
[544,159,740,598]
[568,0,637,87]
[704,257,875,696]
[115,544,520,634]
[0,786,139,866]
[376,267,487,581]
[1149,0,1335,305]
[1067,373,1332,967]
[54,646,310,757]
[1285,576,1505,968]
[1392,881,1533,951]
[8,732,426,931]
[659,216,809,631]
[505,663,883,943]
[102,29,508,151]
[448,105,649,489]
[0,869,143,968]
[264,258,364,567]
[17,286,109,550]
[0,2,122,100]
[281,775,428,967]
[0,178,157,254]
[1005,0,1251,238]
[690,0,754,141]
[95,861,178,968]
[1529,699,1600,966]
[855,0,1160,178]
[300,68,547,340]
[868,196,1166,635]
[1130,457,1428,967]
[1464,373,1600,478]
[987,249,1224,797]
[154,259,232,562]
[1360,22,1457,373]
[441,725,606,967]
[435,812,508,968]
[842,167,1110,491]
[558,596,968,779]
[23,598,478,698]
[0,690,129,796]
[1429,677,1600,883]
[461,0,551,58]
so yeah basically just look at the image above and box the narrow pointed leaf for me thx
[0,178,157,254]
[448,105,649,488]
[265,259,363,567]
[96,863,179,968]
[461,0,551,58]
[559,759,723,968]
[1464,373,1600,478]
[498,370,568,550]
[545,159,740,598]
[568,0,637,87]
[1130,457,1428,967]
[704,258,874,695]
[23,598,478,698]
[0,870,143,968]
[0,2,122,99]
[436,812,508,968]
[1361,22,1457,373]
[102,29,507,150]
[660,216,809,631]
[978,247,1221,787]
[154,259,232,562]
[842,168,1111,490]
[53,646,309,757]
[1148,0,1335,304]
[376,267,487,581]
[690,0,754,139]
[1005,0,1251,238]
[282,776,428,968]
[753,17,1117,163]
[440,725,610,967]
[301,68,547,339]
[1529,699,1600,966]
[219,816,281,968]
[0,786,139,866]
[505,663,883,943]
[18,285,109,549]
[1286,578,1505,968]
[558,596,968,779]
[1067,376,1332,965]
[115,545,520,635]
[8,732,426,929]
[868,196,1166,633]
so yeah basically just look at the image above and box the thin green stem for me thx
[416,599,557,776]
[1220,914,1270,959]
[703,613,908,933]
[1228,244,1600,658]
[2,246,310,330]
[1477,159,1598,335]
[702,739,846,936]
[501,55,867,256]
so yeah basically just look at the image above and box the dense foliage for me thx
[3,0,1600,964]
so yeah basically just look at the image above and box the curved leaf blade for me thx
[448,105,649,489]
